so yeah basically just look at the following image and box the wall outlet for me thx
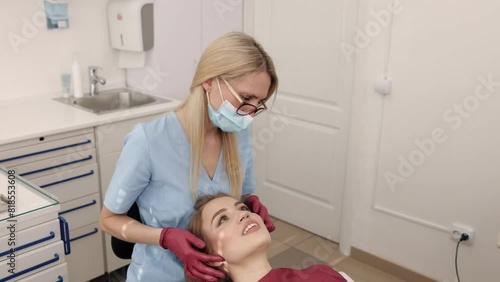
[451,223,474,244]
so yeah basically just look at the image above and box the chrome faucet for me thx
[89,66,106,96]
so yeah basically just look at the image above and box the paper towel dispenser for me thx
[107,0,154,52]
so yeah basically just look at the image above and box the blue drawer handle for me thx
[20,155,93,177]
[70,228,98,242]
[57,275,63,282]
[0,232,55,257]
[59,200,97,215]
[40,170,94,188]
[2,253,59,281]
[0,139,92,163]
[59,216,71,255]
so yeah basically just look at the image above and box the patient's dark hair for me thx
[185,193,233,282]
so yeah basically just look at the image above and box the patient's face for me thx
[201,196,271,264]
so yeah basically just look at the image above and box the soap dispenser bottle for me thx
[72,59,83,98]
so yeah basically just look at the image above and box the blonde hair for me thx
[176,32,278,200]
[187,193,233,282]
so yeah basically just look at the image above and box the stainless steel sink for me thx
[54,88,172,115]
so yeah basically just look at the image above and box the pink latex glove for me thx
[159,227,225,281]
[244,195,276,232]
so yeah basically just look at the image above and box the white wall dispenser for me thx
[107,0,154,68]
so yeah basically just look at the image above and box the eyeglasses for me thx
[220,78,267,116]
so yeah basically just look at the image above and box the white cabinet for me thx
[0,128,104,281]
[0,168,68,281]
[0,241,67,281]
[0,112,170,279]
[96,113,164,273]
[0,219,61,257]
[16,263,68,282]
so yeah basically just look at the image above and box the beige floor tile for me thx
[334,257,408,282]
[269,215,281,224]
[90,265,127,282]
[268,247,327,269]
[267,239,291,259]
[340,273,369,282]
[271,220,313,246]
[294,235,347,266]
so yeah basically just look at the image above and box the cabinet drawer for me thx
[16,262,68,282]
[59,193,101,231]
[0,219,60,261]
[0,241,65,281]
[103,232,130,273]
[66,223,105,281]
[30,163,99,203]
[0,133,95,168]
[13,148,96,180]
[0,128,94,152]
[96,113,162,155]
[99,151,121,199]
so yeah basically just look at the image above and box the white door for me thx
[245,0,355,241]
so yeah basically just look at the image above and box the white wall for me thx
[126,0,201,99]
[126,0,243,101]
[344,0,500,281]
[0,0,242,102]
[0,0,125,101]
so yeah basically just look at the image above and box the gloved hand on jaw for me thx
[159,227,225,282]
[244,195,276,232]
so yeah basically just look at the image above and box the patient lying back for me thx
[187,193,348,282]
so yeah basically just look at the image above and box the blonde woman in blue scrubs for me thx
[100,32,278,282]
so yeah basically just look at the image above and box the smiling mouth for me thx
[243,223,258,235]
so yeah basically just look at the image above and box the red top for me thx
[258,264,348,282]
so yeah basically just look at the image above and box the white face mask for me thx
[206,79,254,132]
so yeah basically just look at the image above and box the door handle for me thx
[20,155,93,177]
[58,216,71,255]
[70,228,99,242]
[0,232,55,257]
[59,200,97,215]
[2,254,59,281]
[0,139,92,163]
[40,170,94,188]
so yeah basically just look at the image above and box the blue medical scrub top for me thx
[104,112,256,282]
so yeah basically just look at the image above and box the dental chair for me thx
[112,203,357,282]
[111,202,142,259]
[339,271,355,282]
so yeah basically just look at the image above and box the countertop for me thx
[0,167,59,222]
[0,95,181,146]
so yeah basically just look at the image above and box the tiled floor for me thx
[91,217,408,282]
[266,217,407,282]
